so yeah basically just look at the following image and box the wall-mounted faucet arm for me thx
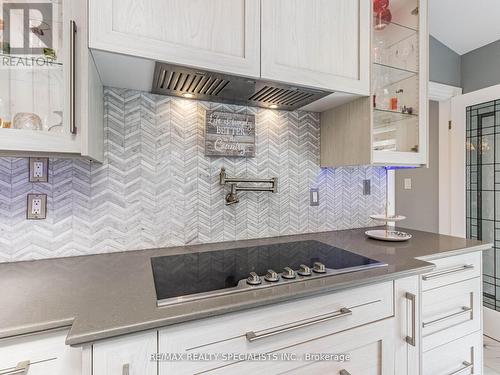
[219,168,278,205]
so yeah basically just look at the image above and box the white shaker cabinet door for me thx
[261,0,370,94]
[89,0,261,78]
[0,330,81,375]
[394,276,420,375]
[93,331,157,375]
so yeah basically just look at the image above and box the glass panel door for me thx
[372,0,420,153]
[466,100,499,310]
[0,0,66,134]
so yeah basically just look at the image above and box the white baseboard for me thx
[484,306,500,340]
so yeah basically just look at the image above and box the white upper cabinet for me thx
[89,0,261,78]
[261,0,371,94]
[0,0,104,161]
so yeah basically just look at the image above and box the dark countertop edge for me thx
[65,263,435,346]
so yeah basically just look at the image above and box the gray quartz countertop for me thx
[0,227,490,346]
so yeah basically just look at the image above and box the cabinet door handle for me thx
[122,363,129,375]
[422,306,472,328]
[447,361,473,375]
[0,361,30,375]
[245,307,352,342]
[69,20,77,135]
[405,292,416,347]
[422,264,474,280]
[423,291,474,328]
[339,370,351,375]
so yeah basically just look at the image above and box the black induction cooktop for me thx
[151,240,386,306]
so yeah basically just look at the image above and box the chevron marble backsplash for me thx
[0,88,386,262]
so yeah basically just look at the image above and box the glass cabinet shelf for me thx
[373,124,396,135]
[373,20,417,49]
[373,63,418,89]
[374,108,418,124]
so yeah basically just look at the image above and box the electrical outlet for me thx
[32,199,42,214]
[310,188,319,206]
[363,179,371,195]
[33,162,43,178]
[29,158,48,182]
[27,194,47,219]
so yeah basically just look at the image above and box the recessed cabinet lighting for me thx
[269,104,278,109]
[182,93,194,98]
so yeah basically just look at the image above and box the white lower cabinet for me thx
[173,319,395,375]
[0,330,81,375]
[422,331,483,375]
[92,331,157,375]
[394,276,420,375]
[158,282,394,375]
[421,277,481,352]
[420,252,484,374]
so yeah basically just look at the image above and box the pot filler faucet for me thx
[219,168,278,205]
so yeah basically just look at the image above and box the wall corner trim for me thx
[428,81,462,102]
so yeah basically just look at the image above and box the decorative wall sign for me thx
[205,110,255,157]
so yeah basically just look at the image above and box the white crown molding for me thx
[428,81,462,101]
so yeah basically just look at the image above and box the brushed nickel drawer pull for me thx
[0,361,30,375]
[405,292,417,346]
[447,361,473,375]
[422,264,474,281]
[246,307,352,342]
[339,370,351,375]
[423,306,472,328]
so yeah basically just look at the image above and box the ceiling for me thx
[429,0,500,55]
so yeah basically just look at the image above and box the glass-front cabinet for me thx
[371,0,428,165]
[320,0,428,168]
[0,0,103,160]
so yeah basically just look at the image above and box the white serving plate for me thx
[365,229,412,242]
[370,214,406,222]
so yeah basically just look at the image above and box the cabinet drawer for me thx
[159,282,393,375]
[0,330,81,375]
[422,331,482,375]
[421,252,481,291]
[421,278,481,352]
[189,319,395,375]
[93,331,157,375]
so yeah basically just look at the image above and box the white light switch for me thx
[310,188,319,206]
[404,178,412,190]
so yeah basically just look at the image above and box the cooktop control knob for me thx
[298,264,312,276]
[313,262,326,273]
[264,269,280,282]
[282,267,296,279]
[246,272,262,285]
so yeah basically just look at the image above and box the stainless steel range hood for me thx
[151,62,332,111]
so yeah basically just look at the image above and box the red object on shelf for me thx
[374,8,392,30]
[390,97,398,111]
[373,0,389,14]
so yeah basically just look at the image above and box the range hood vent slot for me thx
[157,69,230,97]
[152,62,331,111]
[248,86,315,107]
